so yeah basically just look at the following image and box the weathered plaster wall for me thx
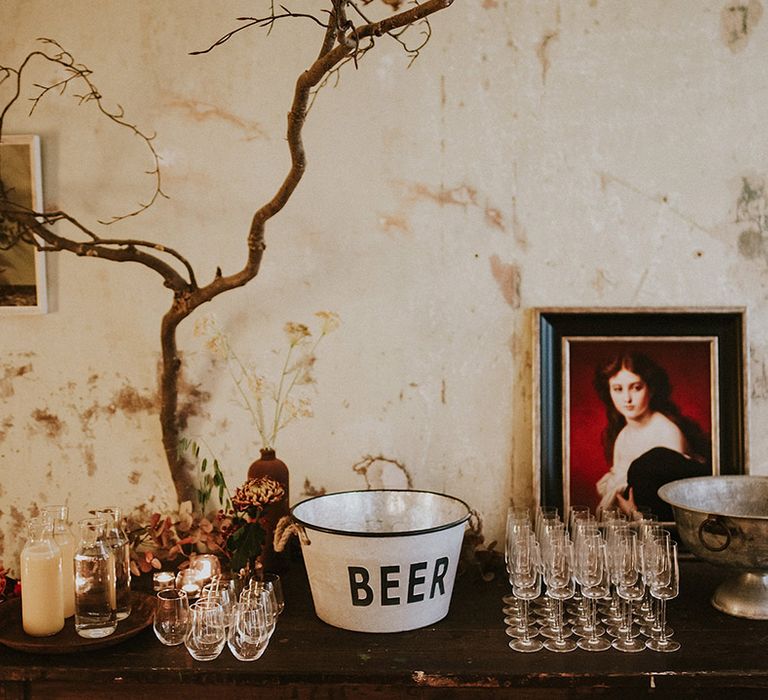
[1,0,767,572]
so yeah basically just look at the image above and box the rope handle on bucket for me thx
[273,515,311,551]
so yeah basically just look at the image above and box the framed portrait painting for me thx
[534,308,747,522]
[0,134,47,314]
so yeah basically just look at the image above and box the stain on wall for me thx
[378,213,412,236]
[30,409,64,439]
[0,417,12,443]
[750,344,768,399]
[489,255,521,308]
[721,1,764,53]
[174,364,211,430]
[734,175,768,263]
[536,5,561,83]
[166,97,267,141]
[84,445,97,477]
[111,385,158,415]
[0,363,32,399]
[398,181,507,233]
[301,478,326,498]
[8,504,38,550]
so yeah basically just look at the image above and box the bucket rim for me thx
[658,474,768,520]
[290,488,471,538]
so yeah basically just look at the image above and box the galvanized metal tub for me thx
[658,475,768,619]
[290,489,471,633]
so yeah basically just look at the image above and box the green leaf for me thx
[227,522,264,573]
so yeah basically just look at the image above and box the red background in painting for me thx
[568,340,713,512]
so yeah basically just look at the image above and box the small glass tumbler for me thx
[184,599,226,661]
[261,573,285,616]
[227,601,270,661]
[153,589,190,646]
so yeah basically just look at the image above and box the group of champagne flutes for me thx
[504,505,680,654]
[153,572,284,661]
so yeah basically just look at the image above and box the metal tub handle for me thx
[698,515,732,552]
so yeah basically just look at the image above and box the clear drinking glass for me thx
[542,534,576,653]
[200,583,235,629]
[227,601,270,661]
[609,529,645,653]
[184,599,227,661]
[646,540,681,652]
[508,534,543,653]
[575,535,611,652]
[153,589,190,646]
[504,516,532,614]
[261,573,285,615]
[241,584,278,639]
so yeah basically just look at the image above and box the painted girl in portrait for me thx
[593,350,711,520]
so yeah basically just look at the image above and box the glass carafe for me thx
[74,517,117,638]
[42,505,76,618]
[20,516,65,637]
[95,507,132,620]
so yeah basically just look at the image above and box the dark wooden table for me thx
[1,559,767,699]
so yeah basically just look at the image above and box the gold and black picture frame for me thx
[534,308,747,522]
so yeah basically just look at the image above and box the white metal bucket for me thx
[290,489,471,633]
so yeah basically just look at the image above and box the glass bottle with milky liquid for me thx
[41,505,76,618]
[95,507,132,620]
[20,516,65,637]
[74,517,117,638]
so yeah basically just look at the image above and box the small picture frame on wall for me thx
[0,134,47,314]
[533,308,747,523]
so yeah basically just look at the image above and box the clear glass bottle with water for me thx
[96,507,132,620]
[42,505,76,618]
[75,517,117,638]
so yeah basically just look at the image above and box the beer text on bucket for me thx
[348,557,450,607]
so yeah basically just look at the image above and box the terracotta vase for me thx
[247,448,289,573]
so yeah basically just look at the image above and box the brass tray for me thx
[0,591,154,654]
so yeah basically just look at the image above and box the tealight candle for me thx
[175,570,201,598]
[181,582,200,597]
[153,571,175,591]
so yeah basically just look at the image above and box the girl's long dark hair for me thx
[593,351,711,465]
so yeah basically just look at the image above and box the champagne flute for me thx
[574,533,611,652]
[601,522,631,625]
[507,533,543,653]
[504,515,532,615]
[542,533,576,653]
[609,529,645,653]
[646,540,681,652]
[639,530,672,635]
